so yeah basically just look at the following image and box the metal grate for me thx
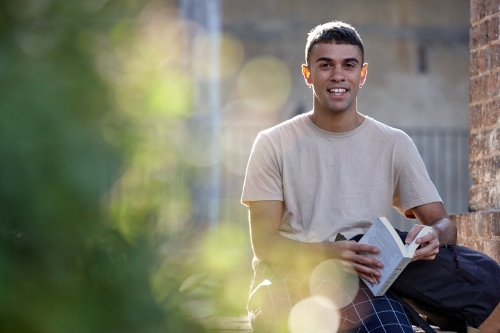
[390,128,471,231]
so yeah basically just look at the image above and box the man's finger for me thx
[351,243,380,254]
[405,224,426,244]
[352,263,381,281]
[414,229,437,244]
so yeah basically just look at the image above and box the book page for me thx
[358,218,406,271]
[358,217,409,295]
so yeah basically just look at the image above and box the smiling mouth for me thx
[328,88,347,95]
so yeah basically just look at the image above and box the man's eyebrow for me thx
[315,57,360,64]
[315,57,333,63]
[344,57,360,64]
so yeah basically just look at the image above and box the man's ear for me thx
[301,64,312,86]
[360,63,368,86]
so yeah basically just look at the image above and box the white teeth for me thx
[329,88,347,94]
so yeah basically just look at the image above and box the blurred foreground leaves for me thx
[0,1,205,332]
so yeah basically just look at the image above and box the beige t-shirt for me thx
[241,114,441,242]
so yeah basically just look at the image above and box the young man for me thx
[241,21,499,333]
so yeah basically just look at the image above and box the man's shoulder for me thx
[365,117,411,141]
[260,113,310,137]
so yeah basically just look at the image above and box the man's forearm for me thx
[252,232,334,271]
[411,202,457,247]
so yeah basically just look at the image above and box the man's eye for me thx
[345,63,355,68]
[320,63,332,68]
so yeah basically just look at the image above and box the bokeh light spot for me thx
[175,115,223,167]
[6,0,51,19]
[179,273,219,318]
[81,0,108,14]
[221,120,263,176]
[310,260,360,309]
[289,296,340,333]
[15,23,57,58]
[236,55,292,113]
[219,33,244,78]
[199,223,248,277]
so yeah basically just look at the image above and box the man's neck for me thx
[307,109,366,133]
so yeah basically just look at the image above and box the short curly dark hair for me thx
[305,21,364,65]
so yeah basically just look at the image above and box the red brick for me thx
[469,130,489,157]
[470,1,480,23]
[469,132,479,159]
[484,0,500,18]
[469,103,483,130]
[484,239,500,262]
[470,159,484,184]
[470,75,488,103]
[471,49,487,77]
[469,133,478,159]
[471,16,500,50]
[470,1,484,24]
[457,236,469,247]
[482,155,500,182]
[481,213,493,236]
[469,184,488,211]
[488,15,500,42]
[474,128,499,156]
[483,99,500,126]
[470,51,477,77]
[491,128,500,154]
[489,43,500,70]
[471,211,482,224]
[491,218,500,237]
[478,48,488,73]
[492,215,500,236]
[468,72,500,103]
[451,213,468,233]
[471,216,481,236]
[470,24,481,50]
[471,181,500,210]
[464,215,473,237]
[471,239,486,252]
[487,72,500,98]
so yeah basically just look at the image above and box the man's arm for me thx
[249,200,384,284]
[405,201,457,261]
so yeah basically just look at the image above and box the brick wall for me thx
[451,0,500,263]
[452,212,500,259]
[469,0,500,212]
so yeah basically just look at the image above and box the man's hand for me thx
[405,224,440,261]
[248,200,384,283]
[406,202,457,262]
[323,240,384,285]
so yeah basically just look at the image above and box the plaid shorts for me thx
[248,262,413,333]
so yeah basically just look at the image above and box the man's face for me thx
[302,42,367,116]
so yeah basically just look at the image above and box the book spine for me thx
[375,258,411,296]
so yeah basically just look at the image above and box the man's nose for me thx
[330,66,345,81]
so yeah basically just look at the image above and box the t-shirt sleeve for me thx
[241,132,283,207]
[392,135,442,218]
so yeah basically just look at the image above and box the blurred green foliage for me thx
[0,1,205,332]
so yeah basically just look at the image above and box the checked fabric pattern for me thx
[248,262,413,333]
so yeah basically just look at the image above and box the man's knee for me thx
[248,284,295,333]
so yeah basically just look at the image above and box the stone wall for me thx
[451,0,500,263]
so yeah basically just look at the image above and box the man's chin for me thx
[325,105,351,114]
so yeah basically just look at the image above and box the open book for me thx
[358,217,432,296]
